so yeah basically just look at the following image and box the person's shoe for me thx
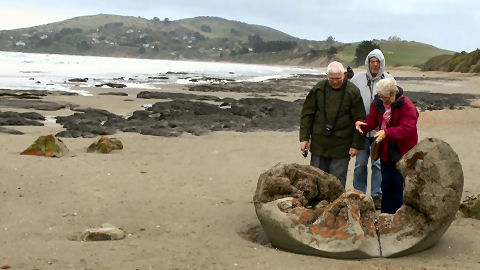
[373,196,382,210]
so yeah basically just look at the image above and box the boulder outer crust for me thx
[379,137,464,257]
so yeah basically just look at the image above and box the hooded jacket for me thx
[360,87,419,163]
[351,49,396,137]
[299,79,366,158]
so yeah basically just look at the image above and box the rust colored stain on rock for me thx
[309,217,352,240]
[352,234,364,244]
[378,213,405,234]
[45,149,54,157]
[292,208,316,225]
[361,219,377,237]
[290,218,299,225]
[350,203,360,222]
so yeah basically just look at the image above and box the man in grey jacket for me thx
[350,49,395,209]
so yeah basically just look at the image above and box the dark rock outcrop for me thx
[0,111,45,126]
[0,99,72,111]
[55,108,123,138]
[54,96,302,138]
[0,127,24,135]
[95,83,127,88]
[137,91,220,101]
[98,92,128,96]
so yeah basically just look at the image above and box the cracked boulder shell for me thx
[253,138,463,258]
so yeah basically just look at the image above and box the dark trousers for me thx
[310,155,350,187]
[380,161,404,214]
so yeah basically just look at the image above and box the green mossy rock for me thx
[87,136,123,153]
[459,195,480,219]
[21,134,69,157]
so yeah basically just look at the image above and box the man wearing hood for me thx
[350,49,396,209]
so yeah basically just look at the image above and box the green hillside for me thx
[339,40,454,67]
[423,49,480,73]
[0,14,456,67]
[178,16,297,42]
[32,14,152,31]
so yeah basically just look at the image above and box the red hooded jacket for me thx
[361,87,419,162]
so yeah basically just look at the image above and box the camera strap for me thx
[323,79,347,129]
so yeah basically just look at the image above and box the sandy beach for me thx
[1,67,480,270]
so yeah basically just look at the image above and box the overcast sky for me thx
[1,0,478,52]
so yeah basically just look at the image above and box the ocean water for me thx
[0,51,321,96]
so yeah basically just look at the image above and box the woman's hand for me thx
[355,121,366,133]
[375,130,386,143]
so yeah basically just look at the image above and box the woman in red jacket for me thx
[355,78,419,214]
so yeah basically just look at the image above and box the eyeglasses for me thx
[327,76,343,82]
[379,94,392,101]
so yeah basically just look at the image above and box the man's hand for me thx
[375,130,386,143]
[349,148,359,157]
[300,141,310,152]
[355,121,367,133]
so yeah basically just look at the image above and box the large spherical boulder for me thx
[253,138,464,258]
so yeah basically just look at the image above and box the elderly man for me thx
[299,61,366,187]
[351,49,396,209]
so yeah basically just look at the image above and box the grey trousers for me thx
[310,154,350,187]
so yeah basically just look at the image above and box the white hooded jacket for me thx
[351,49,396,137]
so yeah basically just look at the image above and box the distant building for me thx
[16,41,26,46]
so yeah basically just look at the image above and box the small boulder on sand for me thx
[81,223,126,241]
[87,136,123,153]
[21,134,69,157]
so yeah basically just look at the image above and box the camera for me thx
[323,124,334,137]
[302,148,308,158]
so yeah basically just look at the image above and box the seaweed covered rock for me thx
[459,194,480,219]
[21,134,69,157]
[87,136,123,153]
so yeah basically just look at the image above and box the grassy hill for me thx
[422,49,480,73]
[0,14,455,68]
[178,17,297,42]
[338,40,454,67]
